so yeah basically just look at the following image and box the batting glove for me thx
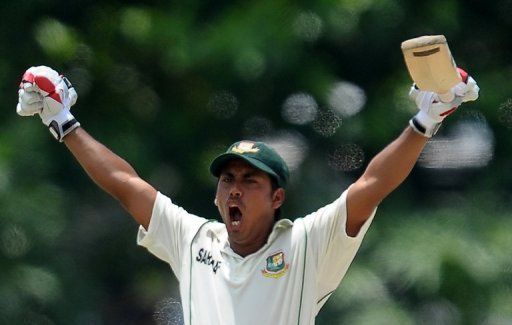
[17,66,80,142]
[408,68,479,138]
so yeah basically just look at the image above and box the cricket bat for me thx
[401,35,461,102]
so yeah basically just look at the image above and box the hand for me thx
[17,66,80,142]
[408,68,479,137]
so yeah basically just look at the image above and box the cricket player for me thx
[16,66,479,324]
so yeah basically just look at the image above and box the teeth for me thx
[231,221,240,226]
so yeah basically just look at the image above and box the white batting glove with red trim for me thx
[408,68,479,138]
[17,66,79,142]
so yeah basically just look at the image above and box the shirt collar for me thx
[220,218,293,257]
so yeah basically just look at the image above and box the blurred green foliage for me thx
[1,0,511,324]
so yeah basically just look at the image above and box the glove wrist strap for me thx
[409,110,442,138]
[43,109,80,142]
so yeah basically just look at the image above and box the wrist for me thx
[41,109,81,142]
[409,110,442,138]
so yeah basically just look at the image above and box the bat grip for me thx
[438,91,454,103]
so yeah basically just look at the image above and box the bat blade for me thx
[401,35,461,102]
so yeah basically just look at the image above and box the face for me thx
[215,159,285,256]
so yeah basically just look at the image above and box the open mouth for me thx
[229,206,243,228]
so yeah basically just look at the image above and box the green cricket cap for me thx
[210,140,290,187]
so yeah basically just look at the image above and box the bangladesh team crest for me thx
[261,251,289,278]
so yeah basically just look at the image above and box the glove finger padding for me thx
[62,77,78,107]
[17,87,43,116]
[461,76,479,102]
[409,86,437,112]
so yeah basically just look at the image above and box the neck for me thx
[230,242,263,257]
[229,223,274,257]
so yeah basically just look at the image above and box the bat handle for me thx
[438,91,454,103]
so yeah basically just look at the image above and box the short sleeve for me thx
[302,188,375,305]
[137,192,207,280]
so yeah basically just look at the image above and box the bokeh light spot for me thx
[282,92,318,125]
[326,7,359,39]
[262,131,309,171]
[35,18,77,60]
[1,225,30,258]
[417,300,461,325]
[498,98,512,128]
[328,81,366,117]
[16,265,61,303]
[419,118,494,169]
[153,297,184,325]
[120,8,152,42]
[293,11,323,42]
[312,110,342,137]
[327,143,365,171]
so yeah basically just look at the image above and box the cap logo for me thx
[231,141,260,154]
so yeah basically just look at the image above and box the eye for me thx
[245,178,258,184]
[221,175,233,183]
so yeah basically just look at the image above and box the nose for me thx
[229,184,242,198]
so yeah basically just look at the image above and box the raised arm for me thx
[64,128,156,229]
[16,66,156,229]
[346,71,480,236]
[346,127,426,236]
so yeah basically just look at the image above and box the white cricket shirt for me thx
[137,189,375,325]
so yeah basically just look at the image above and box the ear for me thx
[214,198,218,206]
[271,188,285,210]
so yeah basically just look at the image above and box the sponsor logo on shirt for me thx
[196,248,222,274]
[261,251,289,278]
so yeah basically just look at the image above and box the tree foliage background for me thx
[1,0,512,324]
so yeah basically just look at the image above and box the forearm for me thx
[346,126,427,236]
[63,127,156,228]
[64,127,136,197]
[361,126,427,202]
